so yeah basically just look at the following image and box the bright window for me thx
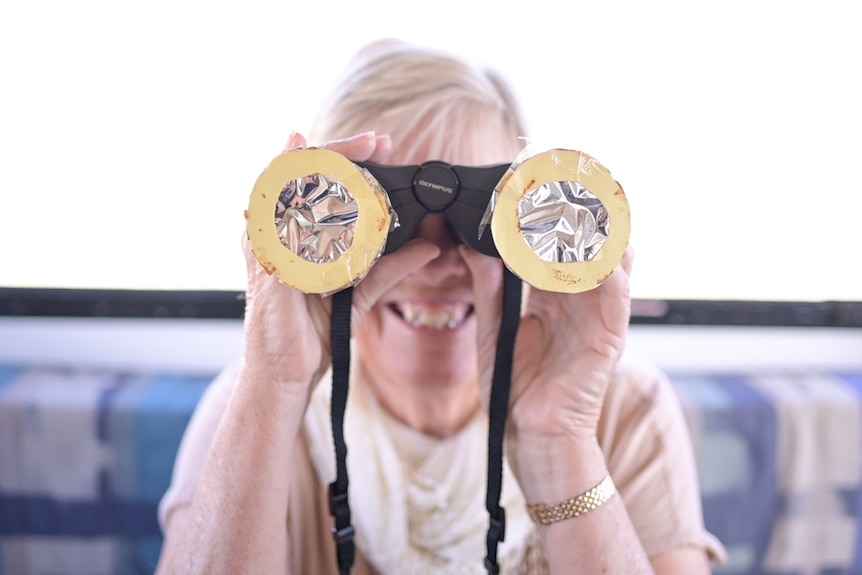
[1,1,859,301]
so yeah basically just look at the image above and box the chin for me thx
[405,356,477,389]
[359,339,477,387]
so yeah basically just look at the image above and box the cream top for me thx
[159,359,727,574]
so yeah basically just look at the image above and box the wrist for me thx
[506,377,606,441]
[506,433,608,504]
[235,359,320,414]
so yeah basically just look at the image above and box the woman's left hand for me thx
[461,245,634,495]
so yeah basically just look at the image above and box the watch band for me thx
[526,475,616,525]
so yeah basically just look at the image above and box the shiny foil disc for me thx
[518,181,610,264]
[490,149,630,294]
[275,174,359,264]
[246,148,392,294]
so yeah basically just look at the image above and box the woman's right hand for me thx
[240,131,440,398]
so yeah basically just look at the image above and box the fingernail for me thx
[285,131,302,150]
[404,238,441,256]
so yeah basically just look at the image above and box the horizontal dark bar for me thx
[0,288,245,319]
[1,288,861,328]
[630,299,862,328]
[0,495,160,537]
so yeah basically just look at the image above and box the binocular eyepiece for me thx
[246,147,630,294]
[355,159,509,258]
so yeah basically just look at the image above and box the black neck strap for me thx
[483,267,523,574]
[326,269,523,575]
[329,286,355,575]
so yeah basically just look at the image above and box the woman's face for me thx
[354,211,479,391]
[353,117,518,412]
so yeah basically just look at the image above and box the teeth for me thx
[398,303,470,330]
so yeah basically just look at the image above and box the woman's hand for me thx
[514,247,633,438]
[241,132,440,397]
[461,246,634,498]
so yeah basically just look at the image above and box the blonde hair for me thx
[309,39,528,166]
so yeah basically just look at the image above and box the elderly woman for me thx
[156,39,725,574]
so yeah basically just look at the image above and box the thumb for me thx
[458,246,506,387]
[351,240,441,325]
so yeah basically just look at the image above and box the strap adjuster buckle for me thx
[484,556,501,574]
[328,482,350,517]
[488,511,506,543]
[332,524,356,545]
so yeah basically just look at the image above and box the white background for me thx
[1,0,860,301]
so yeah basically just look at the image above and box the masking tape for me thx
[246,148,391,294]
[491,149,630,293]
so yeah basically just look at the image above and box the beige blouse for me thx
[159,359,726,573]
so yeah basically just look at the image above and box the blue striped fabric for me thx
[0,365,16,575]
[836,373,862,575]
[0,367,210,575]
[671,372,862,575]
[3,365,862,574]
[672,375,780,573]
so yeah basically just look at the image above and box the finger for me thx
[525,244,635,313]
[592,245,634,306]
[599,246,634,332]
[458,246,506,380]
[367,134,393,163]
[621,244,634,277]
[283,131,307,152]
[526,249,634,355]
[241,230,265,278]
[351,239,441,322]
[321,132,380,162]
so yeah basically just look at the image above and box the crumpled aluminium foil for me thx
[275,174,359,264]
[518,181,610,263]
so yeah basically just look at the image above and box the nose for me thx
[411,214,469,283]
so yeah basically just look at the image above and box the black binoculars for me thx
[355,158,508,257]
[246,147,630,294]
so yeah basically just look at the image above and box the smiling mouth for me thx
[389,302,474,330]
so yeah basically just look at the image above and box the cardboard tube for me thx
[491,149,630,293]
[246,148,391,294]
